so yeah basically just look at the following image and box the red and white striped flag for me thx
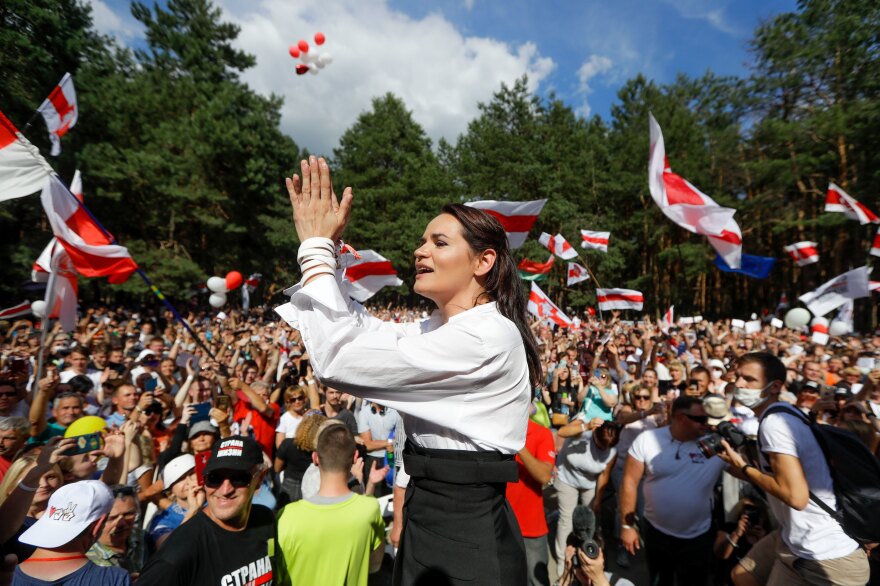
[464,199,547,249]
[784,241,819,266]
[340,249,403,302]
[0,111,54,201]
[538,232,578,260]
[660,305,675,334]
[37,73,78,156]
[596,288,644,312]
[527,282,571,327]
[871,281,880,293]
[0,301,32,320]
[648,113,742,268]
[41,244,79,331]
[870,227,880,258]
[517,256,554,281]
[580,230,610,252]
[41,175,138,284]
[566,262,590,286]
[825,183,878,225]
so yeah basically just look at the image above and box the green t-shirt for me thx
[276,493,385,586]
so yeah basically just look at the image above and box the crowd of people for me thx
[0,300,876,585]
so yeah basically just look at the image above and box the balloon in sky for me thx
[298,39,309,53]
[288,45,300,58]
[225,270,243,291]
[295,63,309,75]
[315,32,325,45]
[289,32,331,78]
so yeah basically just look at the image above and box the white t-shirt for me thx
[616,414,662,461]
[60,368,102,394]
[275,411,302,439]
[628,426,727,538]
[556,431,617,490]
[758,404,859,560]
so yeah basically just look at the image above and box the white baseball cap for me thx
[163,454,195,488]
[19,480,114,549]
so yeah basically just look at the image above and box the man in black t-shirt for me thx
[138,436,275,586]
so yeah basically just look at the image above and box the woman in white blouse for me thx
[276,156,541,585]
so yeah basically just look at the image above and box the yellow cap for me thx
[64,416,107,438]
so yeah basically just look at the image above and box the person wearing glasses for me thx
[87,485,146,574]
[275,386,309,448]
[580,367,618,422]
[138,435,275,586]
[619,396,727,586]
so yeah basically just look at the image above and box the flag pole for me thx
[573,249,604,322]
[49,177,226,370]
[33,254,61,382]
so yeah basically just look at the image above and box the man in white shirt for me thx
[357,402,398,496]
[60,346,102,393]
[619,395,726,586]
[719,352,869,586]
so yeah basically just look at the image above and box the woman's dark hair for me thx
[439,203,542,385]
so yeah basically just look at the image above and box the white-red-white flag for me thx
[41,175,138,283]
[648,113,742,268]
[660,305,675,334]
[784,241,819,266]
[596,288,644,312]
[580,230,610,253]
[339,249,403,302]
[798,266,871,316]
[0,301,32,320]
[825,183,878,225]
[42,244,79,331]
[538,232,578,260]
[37,73,78,156]
[527,282,571,327]
[871,281,880,293]
[465,199,547,249]
[870,227,880,258]
[566,262,590,286]
[0,111,54,202]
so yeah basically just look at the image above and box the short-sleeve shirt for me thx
[137,506,275,586]
[275,411,302,439]
[13,561,130,585]
[356,405,399,458]
[580,386,617,421]
[232,392,280,456]
[556,430,617,490]
[506,420,555,537]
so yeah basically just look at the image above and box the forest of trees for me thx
[1,0,878,321]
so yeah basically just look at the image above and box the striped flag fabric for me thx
[871,281,880,293]
[870,227,880,257]
[648,113,742,269]
[517,256,554,282]
[41,175,138,284]
[799,266,871,316]
[527,282,571,327]
[0,301,32,320]
[538,232,578,260]
[596,288,644,312]
[784,241,819,266]
[660,305,675,334]
[566,262,590,286]
[37,73,78,156]
[464,199,547,249]
[825,183,878,225]
[0,111,54,202]
[339,249,403,302]
[580,230,610,252]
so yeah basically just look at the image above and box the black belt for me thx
[403,441,518,485]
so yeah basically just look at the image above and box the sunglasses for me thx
[287,396,305,403]
[682,413,709,424]
[633,395,652,400]
[204,470,253,489]
[0,391,17,398]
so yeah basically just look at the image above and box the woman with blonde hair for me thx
[275,411,327,505]
[275,385,310,448]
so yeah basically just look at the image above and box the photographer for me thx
[718,352,869,586]
[558,545,635,586]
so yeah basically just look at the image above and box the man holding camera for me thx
[718,352,869,586]
[619,396,727,586]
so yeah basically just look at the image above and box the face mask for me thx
[711,370,723,380]
[734,382,772,408]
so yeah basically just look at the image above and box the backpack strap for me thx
[757,402,840,519]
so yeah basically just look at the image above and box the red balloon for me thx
[288,45,300,58]
[298,39,309,53]
[295,63,309,75]
[225,271,243,291]
[314,32,325,45]
[587,307,596,317]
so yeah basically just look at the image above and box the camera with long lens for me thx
[697,421,746,458]
[566,531,600,562]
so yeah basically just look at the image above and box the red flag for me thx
[40,175,137,283]
[784,241,819,266]
[465,199,547,249]
[538,232,578,260]
[648,113,742,268]
[517,256,554,275]
[596,288,644,312]
[0,111,53,201]
[870,227,880,258]
[0,301,32,320]
[825,183,878,225]
[580,230,610,252]
[340,249,403,302]
[660,305,675,334]
[527,282,571,327]
[566,262,590,286]
[37,73,78,156]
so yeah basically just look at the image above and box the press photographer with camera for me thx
[717,352,870,586]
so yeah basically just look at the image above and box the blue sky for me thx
[88,0,798,154]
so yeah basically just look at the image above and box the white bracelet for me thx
[297,237,337,283]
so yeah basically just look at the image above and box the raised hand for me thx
[286,156,353,242]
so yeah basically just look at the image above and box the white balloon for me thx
[207,276,227,293]
[31,300,47,318]
[300,52,313,64]
[783,308,810,329]
[810,316,829,329]
[309,66,319,75]
[315,60,326,69]
[208,293,227,308]
[320,52,333,65]
[828,321,850,336]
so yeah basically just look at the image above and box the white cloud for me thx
[218,0,555,155]
[574,54,612,118]
[660,0,741,36]
[85,0,140,41]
